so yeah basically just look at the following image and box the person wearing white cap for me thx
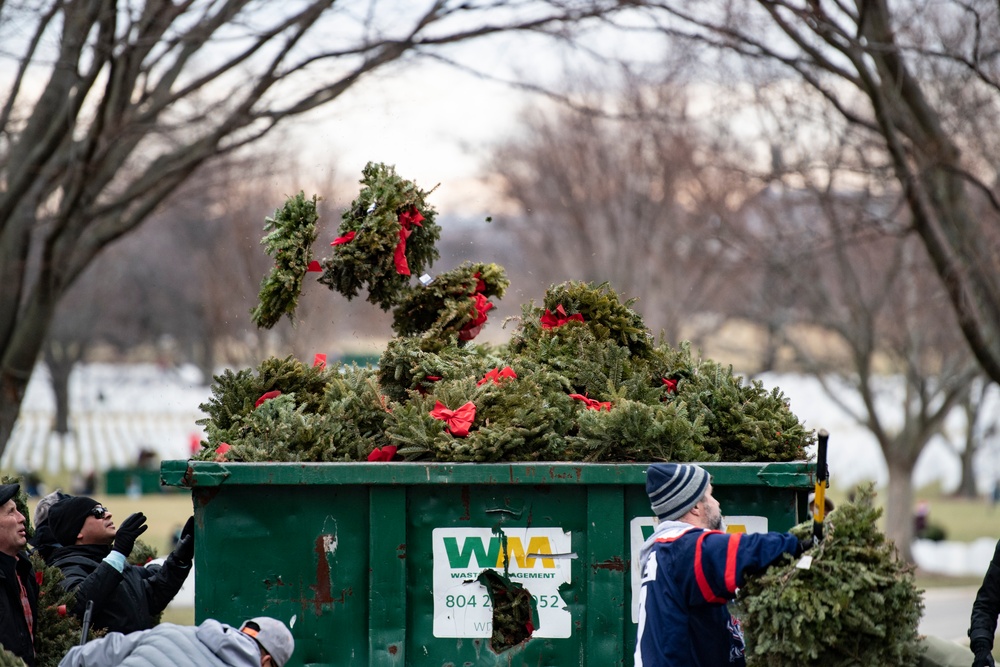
[0,483,37,666]
[57,615,294,667]
[634,463,811,667]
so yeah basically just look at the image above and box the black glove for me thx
[172,516,195,564]
[794,536,815,557]
[972,640,996,667]
[112,512,148,557]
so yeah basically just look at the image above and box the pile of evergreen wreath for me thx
[196,162,812,464]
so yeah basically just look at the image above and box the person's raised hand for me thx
[172,516,195,564]
[112,512,148,557]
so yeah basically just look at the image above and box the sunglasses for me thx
[87,506,110,519]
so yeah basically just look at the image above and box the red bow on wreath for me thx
[255,390,282,408]
[331,231,356,246]
[661,378,678,393]
[540,304,584,329]
[394,207,424,275]
[478,366,517,386]
[430,400,476,437]
[459,293,494,341]
[569,393,611,411]
[367,445,398,462]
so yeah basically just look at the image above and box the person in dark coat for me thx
[33,495,193,635]
[970,538,1000,666]
[0,483,38,666]
[633,463,810,667]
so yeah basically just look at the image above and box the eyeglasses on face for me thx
[87,506,110,519]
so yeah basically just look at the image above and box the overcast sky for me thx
[287,54,556,218]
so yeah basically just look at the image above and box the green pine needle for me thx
[251,192,321,329]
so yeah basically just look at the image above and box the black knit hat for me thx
[47,496,100,547]
[0,484,18,507]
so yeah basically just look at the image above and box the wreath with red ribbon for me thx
[319,162,442,310]
[390,262,509,341]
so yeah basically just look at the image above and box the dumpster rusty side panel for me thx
[164,461,813,667]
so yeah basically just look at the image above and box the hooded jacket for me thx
[634,520,799,667]
[58,620,263,667]
[48,544,190,634]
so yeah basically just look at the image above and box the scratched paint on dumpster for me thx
[432,527,573,638]
[628,515,768,623]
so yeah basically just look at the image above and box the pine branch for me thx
[251,192,321,329]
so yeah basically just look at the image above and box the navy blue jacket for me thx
[634,522,799,667]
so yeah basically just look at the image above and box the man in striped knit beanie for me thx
[634,463,811,667]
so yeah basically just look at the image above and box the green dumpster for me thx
[105,467,163,495]
[161,460,813,666]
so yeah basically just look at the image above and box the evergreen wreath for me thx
[509,281,654,359]
[738,484,923,666]
[319,161,442,310]
[390,262,509,340]
[250,192,321,329]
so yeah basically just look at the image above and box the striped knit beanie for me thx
[646,463,710,521]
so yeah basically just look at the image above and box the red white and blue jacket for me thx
[634,521,799,667]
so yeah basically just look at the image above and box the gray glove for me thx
[112,512,148,557]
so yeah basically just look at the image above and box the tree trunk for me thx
[956,431,979,499]
[43,341,80,434]
[0,372,29,459]
[0,284,60,457]
[884,458,916,564]
[191,340,214,387]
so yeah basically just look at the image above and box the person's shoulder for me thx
[51,548,97,565]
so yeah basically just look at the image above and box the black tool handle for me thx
[812,429,830,542]
[80,600,94,645]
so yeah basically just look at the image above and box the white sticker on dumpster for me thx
[432,527,573,638]
[629,515,768,623]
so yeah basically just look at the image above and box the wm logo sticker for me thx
[432,527,573,638]
[443,535,557,570]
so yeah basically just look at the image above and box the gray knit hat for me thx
[646,463,710,521]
